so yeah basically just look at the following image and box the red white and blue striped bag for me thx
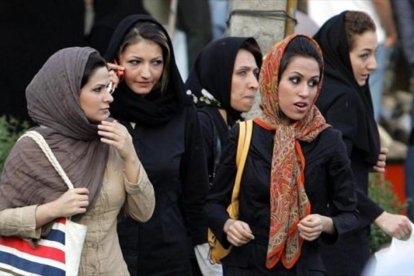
[0,131,87,276]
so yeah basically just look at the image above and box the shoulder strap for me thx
[227,120,253,218]
[19,130,74,190]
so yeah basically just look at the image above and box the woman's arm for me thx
[0,186,89,238]
[98,119,155,221]
[0,206,41,238]
[205,124,239,247]
[180,106,210,245]
[299,130,359,242]
[35,187,89,226]
[123,161,155,222]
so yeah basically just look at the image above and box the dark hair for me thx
[118,21,171,91]
[240,38,263,79]
[81,52,107,88]
[344,11,376,51]
[278,36,323,81]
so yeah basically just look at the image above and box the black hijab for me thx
[313,11,380,165]
[185,37,262,124]
[105,14,189,127]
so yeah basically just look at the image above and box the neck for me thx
[218,108,228,124]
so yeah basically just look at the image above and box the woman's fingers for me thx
[226,220,254,246]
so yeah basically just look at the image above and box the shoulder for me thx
[197,108,214,122]
[8,134,40,157]
[317,78,354,114]
[318,127,343,143]
[315,127,347,154]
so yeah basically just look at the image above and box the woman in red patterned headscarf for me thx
[205,34,359,275]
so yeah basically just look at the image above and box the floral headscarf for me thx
[257,34,330,269]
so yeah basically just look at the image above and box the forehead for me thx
[234,49,257,66]
[123,40,162,56]
[351,31,377,52]
[88,66,110,82]
[284,56,320,76]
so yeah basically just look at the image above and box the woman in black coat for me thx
[313,11,412,275]
[185,36,262,275]
[104,14,209,276]
[205,34,359,275]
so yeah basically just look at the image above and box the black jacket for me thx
[314,11,383,275]
[205,122,358,275]
[117,104,208,276]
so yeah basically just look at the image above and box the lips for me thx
[294,102,308,113]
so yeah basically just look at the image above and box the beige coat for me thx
[0,147,155,275]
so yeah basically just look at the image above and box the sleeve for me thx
[204,125,239,248]
[323,130,359,243]
[355,187,384,227]
[323,93,357,156]
[124,161,155,222]
[180,105,210,245]
[324,94,384,226]
[0,205,41,239]
[197,110,215,178]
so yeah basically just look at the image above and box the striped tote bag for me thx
[0,217,86,275]
[0,131,87,275]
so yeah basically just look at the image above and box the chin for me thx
[132,87,153,95]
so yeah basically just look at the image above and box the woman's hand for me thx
[98,120,141,183]
[36,187,89,227]
[50,188,89,217]
[98,120,135,161]
[373,147,389,173]
[298,214,334,241]
[375,211,413,240]
[107,62,125,92]
[223,219,255,246]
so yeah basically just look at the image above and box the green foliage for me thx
[368,173,408,252]
[0,116,28,175]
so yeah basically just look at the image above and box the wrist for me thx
[321,216,334,234]
[224,219,236,233]
[375,211,387,226]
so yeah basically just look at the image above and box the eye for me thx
[237,70,247,77]
[308,79,319,87]
[92,86,104,93]
[128,59,141,66]
[289,76,300,84]
[152,59,163,66]
[359,53,369,60]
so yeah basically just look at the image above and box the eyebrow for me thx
[236,65,258,70]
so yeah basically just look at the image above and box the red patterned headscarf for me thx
[257,34,330,269]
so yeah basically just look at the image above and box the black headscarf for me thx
[87,0,149,54]
[314,11,380,165]
[105,14,189,127]
[185,37,262,124]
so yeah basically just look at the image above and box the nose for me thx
[367,55,377,71]
[298,83,311,98]
[249,72,259,90]
[140,63,151,79]
[104,90,114,103]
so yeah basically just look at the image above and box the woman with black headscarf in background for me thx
[185,36,262,275]
[314,11,412,275]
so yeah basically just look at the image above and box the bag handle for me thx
[227,120,253,218]
[19,130,74,190]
